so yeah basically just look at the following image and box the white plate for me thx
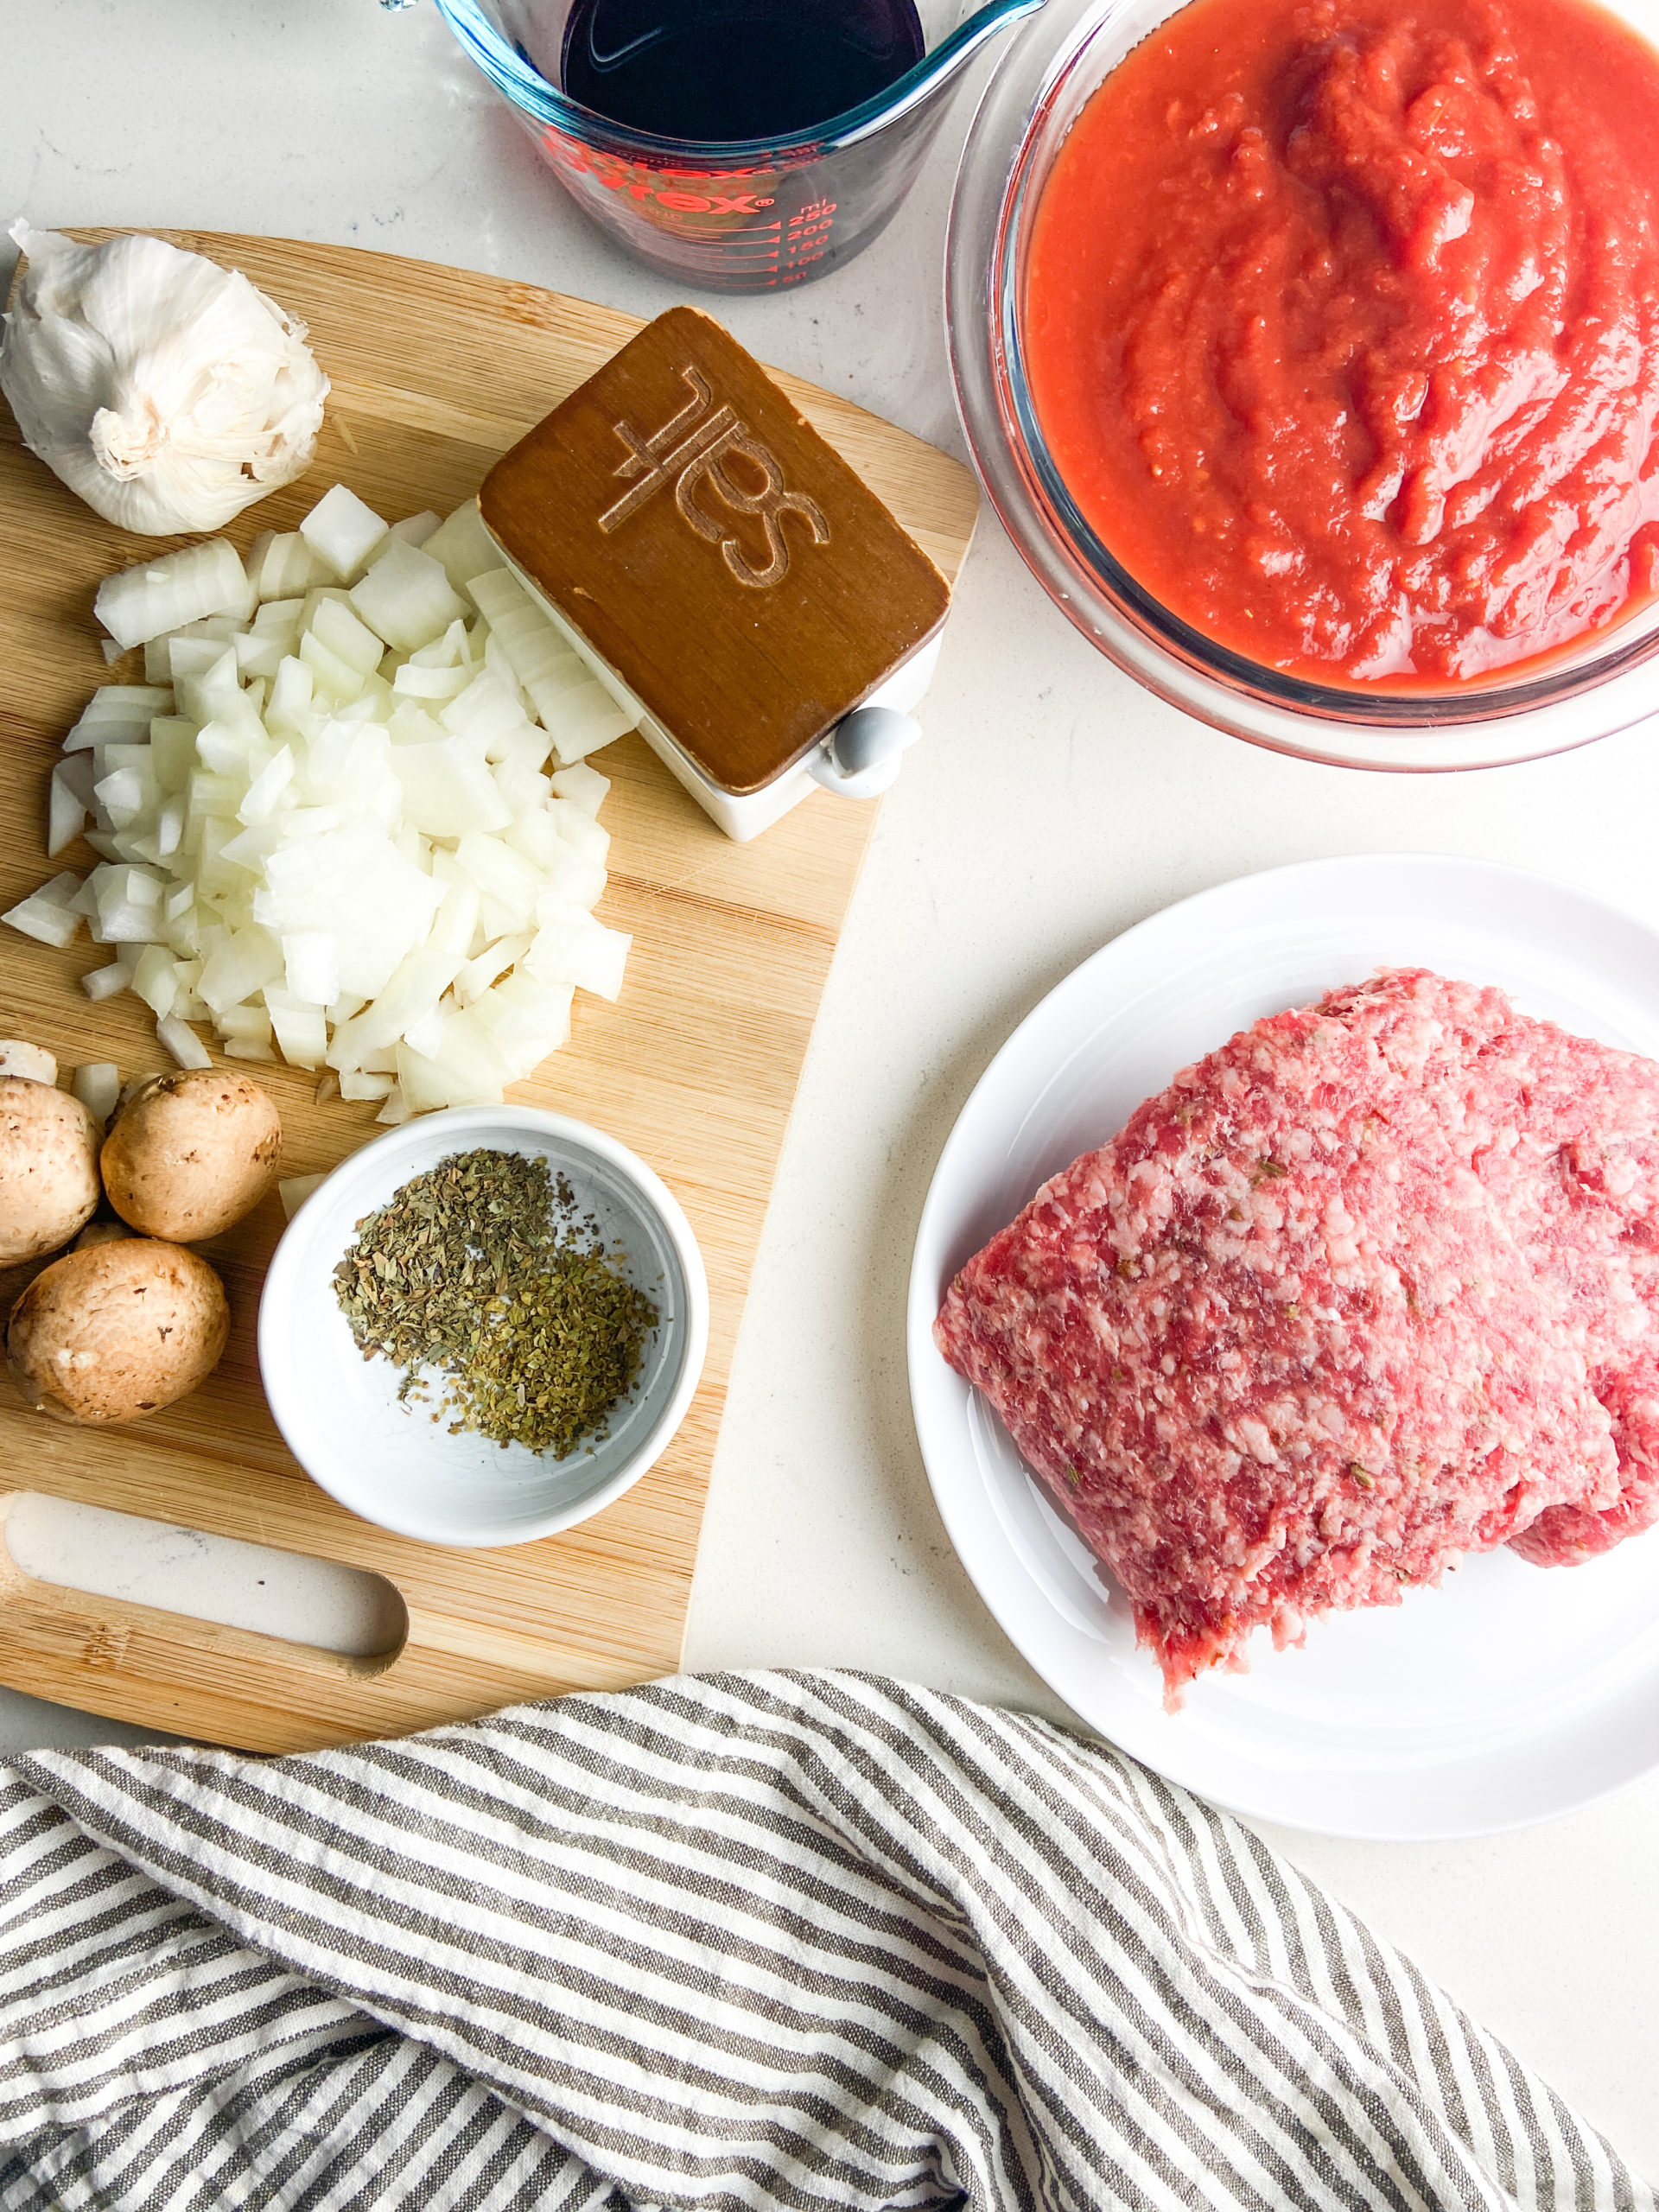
[908,855,1659,1839]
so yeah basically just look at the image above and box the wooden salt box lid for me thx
[480,307,951,798]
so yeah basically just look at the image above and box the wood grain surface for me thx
[0,232,978,1751]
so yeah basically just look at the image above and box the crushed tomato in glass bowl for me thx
[947,0,1659,768]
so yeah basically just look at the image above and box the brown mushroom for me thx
[7,1237,230,1425]
[101,1069,282,1242]
[0,1074,102,1262]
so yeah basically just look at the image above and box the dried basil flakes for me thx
[334,1147,660,1458]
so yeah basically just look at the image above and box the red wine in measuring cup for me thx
[560,0,927,140]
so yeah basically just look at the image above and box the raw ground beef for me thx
[1324,969,1659,1564]
[935,968,1656,1700]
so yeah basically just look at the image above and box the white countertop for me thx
[9,0,1659,2177]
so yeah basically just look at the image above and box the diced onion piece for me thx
[455,830,543,930]
[455,932,530,1006]
[535,842,608,913]
[283,931,340,1007]
[216,1005,274,1045]
[234,632,284,681]
[395,1012,510,1109]
[468,567,632,755]
[310,594,385,677]
[0,1041,58,1084]
[410,617,472,671]
[238,746,296,826]
[199,926,284,1014]
[389,736,512,839]
[131,944,180,1019]
[157,1014,213,1070]
[95,541,250,651]
[387,511,442,550]
[252,594,305,639]
[264,987,328,1070]
[79,683,175,721]
[427,880,482,961]
[300,484,389,582]
[327,947,464,1073]
[441,671,535,754]
[392,660,472,701]
[424,500,504,594]
[168,634,229,682]
[147,717,196,793]
[473,972,574,1077]
[72,1061,120,1124]
[93,765,152,826]
[279,1172,327,1220]
[525,914,631,1001]
[549,798,610,867]
[4,869,85,948]
[340,1069,395,1102]
[226,1038,277,1062]
[300,629,367,705]
[267,657,315,731]
[251,533,334,601]
[48,764,90,856]
[550,761,610,816]
[350,538,467,653]
[374,1083,410,1125]
[494,760,551,817]
[63,685,174,751]
[82,957,134,1001]
[541,680,635,767]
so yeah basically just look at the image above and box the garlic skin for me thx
[0,223,329,536]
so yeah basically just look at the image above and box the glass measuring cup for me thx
[422,0,1047,290]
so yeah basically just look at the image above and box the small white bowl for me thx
[258,1105,709,1548]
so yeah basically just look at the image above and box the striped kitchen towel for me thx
[0,1670,1648,2212]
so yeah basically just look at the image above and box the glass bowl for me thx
[427,0,1045,291]
[944,0,1659,770]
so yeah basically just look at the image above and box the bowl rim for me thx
[257,1104,710,1549]
[430,0,1046,162]
[944,0,1659,770]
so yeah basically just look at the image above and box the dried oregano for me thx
[334,1147,659,1458]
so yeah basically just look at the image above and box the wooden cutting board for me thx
[0,232,978,1751]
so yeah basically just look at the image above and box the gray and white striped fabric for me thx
[0,1670,1648,2212]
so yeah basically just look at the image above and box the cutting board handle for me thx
[0,1491,401,1748]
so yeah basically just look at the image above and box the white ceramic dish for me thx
[261,1105,708,1547]
[908,854,1659,1839]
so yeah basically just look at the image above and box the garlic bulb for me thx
[0,223,329,536]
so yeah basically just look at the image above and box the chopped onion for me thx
[82,957,134,1001]
[423,500,503,594]
[350,538,467,653]
[5,869,85,948]
[158,1014,213,1070]
[300,484,388,582]
[387,510,442,550]
[48,763,91,855]
[550,762,610,816]
[525,914,631,1001]
[72,1061,121,1124]
[95,542,250,651]
[7,489,639,1109]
